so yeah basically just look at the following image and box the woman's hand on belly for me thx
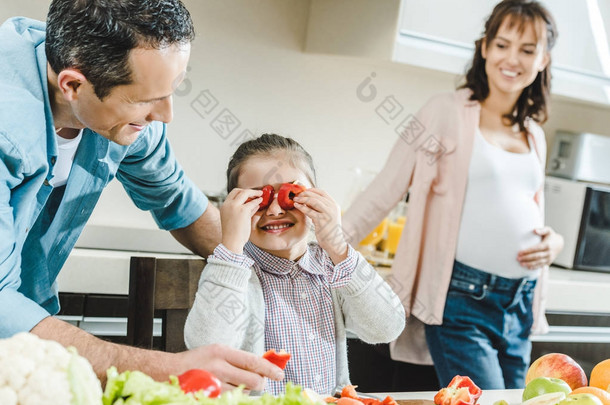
[517,226,565,269]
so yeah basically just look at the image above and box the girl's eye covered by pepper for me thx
[248,183,306,210]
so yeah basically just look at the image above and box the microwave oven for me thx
[545,176,610,272]
[547,131,610,184]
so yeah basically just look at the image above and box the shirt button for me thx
[300,292,307,300]
[468,284,475,290]
[43,179,50,186]
[50,157,57,165]
[314,374,321,382]
[308,332,316,341]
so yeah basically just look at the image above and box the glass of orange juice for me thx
[386,216,406,256]
[359,217,388,257]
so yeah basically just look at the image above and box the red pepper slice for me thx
[246,185,275,209]
[262,348,291,369]
[341,385,359,399]
[434,375,482,405]
[177,369,222,398]
[277,183,306,210]
[259,185,274,209]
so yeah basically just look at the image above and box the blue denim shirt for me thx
[0,17,208,337]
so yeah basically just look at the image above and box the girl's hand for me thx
[517,227,565,269]
[220,188,262,254]
[293,188,348,265]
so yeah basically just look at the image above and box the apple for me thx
[522,392,567,405]
[559,394,604,405]
[526,353,588,390]
[523,377,573,401]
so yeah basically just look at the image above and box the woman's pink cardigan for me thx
[342,88,549,364]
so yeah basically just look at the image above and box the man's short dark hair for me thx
[45,0,195,100]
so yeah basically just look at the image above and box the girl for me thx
[184,134,405,395]
[343,0,563,390]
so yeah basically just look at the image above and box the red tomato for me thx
[277,183,306,210]
[177,369,222,398]
[262,349,291,370]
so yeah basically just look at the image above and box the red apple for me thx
[526,353,588,390]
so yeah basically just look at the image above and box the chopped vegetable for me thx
[104,371,322,405]
[262,349,291,370]
[434,375,482,405]
[0,332,102,405]
[178,369,221,398]
[277,183,306,210]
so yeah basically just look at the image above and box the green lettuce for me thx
[102,368,321,405]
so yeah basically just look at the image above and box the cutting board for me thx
[396,400,434,405]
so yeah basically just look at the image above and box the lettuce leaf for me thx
[103,368,321,405]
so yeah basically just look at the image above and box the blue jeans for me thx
[424,261,537,389]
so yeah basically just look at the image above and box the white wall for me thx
[2,0,610,233]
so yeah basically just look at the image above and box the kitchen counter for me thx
[375,266,610,315]
[59,247,610,313]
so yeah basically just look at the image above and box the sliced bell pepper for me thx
[434,375,482,405]
[277,183,306,210]
[259,184,274,209]
[262,348,291,370]
[341,385,359,399]
[177,369,222,398]
[246,184,275,209]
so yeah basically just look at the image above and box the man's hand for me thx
[176,344,284,392]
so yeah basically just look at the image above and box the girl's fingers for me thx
[293,202,324,222]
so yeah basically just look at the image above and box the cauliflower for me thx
[0,332,102,405]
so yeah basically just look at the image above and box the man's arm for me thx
[31,316,283,391]
[170,203,222,258]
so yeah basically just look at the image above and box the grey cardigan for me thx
[184,247,406,391]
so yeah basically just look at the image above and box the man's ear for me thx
[57,68,87,101]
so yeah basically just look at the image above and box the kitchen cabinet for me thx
[304,0,610,108]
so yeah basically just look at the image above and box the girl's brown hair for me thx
[226,133,317,193]
[460,0,558,132]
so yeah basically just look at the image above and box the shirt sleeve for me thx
[184,247,263,352]
[211,243,255,269]
[115,122,208,231]
[0,135,50,338]
[327,244,359,288]
[335,250,406,344]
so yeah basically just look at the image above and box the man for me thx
[0,0,283,390]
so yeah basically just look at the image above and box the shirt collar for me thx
[244,241,325,277]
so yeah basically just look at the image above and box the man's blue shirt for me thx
[0,17,207,337]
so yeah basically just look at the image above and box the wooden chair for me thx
[126,256,205,352]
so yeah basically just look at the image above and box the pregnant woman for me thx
[343,0,564,389]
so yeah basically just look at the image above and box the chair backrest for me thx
[126,256,205,352]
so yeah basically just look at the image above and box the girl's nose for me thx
[265,193,285,215]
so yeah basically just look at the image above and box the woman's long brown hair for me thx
[460,0,558,132]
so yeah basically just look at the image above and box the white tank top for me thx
[50,129,83,187]
[455,128,543,279]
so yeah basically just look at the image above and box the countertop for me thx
[58,247,610,313]
[373,389,522,404]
